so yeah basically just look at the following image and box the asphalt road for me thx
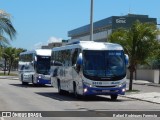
[0,78,160,120]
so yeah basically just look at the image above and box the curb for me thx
[133,82,160,87]
[121,95,160,105]
[121,91,160,105]
[147,83,160,87]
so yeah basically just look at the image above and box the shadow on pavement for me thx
[9,83,52,88]
[35,92,128,102]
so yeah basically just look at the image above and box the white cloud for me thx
[33,36,63,50]
[47,36,62,43]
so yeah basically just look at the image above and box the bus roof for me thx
[20,49,51,56]
[52,41,123,51]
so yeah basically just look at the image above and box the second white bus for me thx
[18,49,51,85]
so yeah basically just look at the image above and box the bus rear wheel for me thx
[57,80,64,95]
[110,95,118,101]
[21,74,28,85]
[32,75,37,86]
[73,83,81,99]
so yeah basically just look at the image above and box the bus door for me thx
[72,49,83,94]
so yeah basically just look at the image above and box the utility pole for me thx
[90,0,93,41]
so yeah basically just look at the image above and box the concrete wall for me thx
[127,69,160,84]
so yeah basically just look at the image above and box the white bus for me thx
[50,41,128,100]
[18,49,51,85]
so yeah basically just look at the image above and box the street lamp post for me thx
[90,0,93,41]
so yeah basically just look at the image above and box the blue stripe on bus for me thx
[37,78,51,84]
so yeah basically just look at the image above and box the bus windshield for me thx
[36,56,51,75]
[83,50,126,81]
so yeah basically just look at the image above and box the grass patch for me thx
[0,72,18,76]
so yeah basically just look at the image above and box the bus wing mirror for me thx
[125,54,129,66]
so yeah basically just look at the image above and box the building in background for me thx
[41,40,68,49]
[68,14,157,43]
[41,42,62,49]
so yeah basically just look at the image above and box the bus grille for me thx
[92,90,119,93]
[95,85,116,88]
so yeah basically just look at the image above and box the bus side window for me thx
[71,48,79,66]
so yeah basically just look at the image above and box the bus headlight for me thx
[84,88,88,93]
[122,88,126,92]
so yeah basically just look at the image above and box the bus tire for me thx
[32,75,37,86]
[110,95,118,101]
[73,82,80,99]
[21,74,28,85]
[57,80,63,95]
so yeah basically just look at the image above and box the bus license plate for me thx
[102,90,110,92]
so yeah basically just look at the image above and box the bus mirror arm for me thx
[76,53,83,65]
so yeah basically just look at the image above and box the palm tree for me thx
[0,10,16,74]
[2,47,9,75]
[0,10,16,47]
[109,20,159,90]
[6,47,16,75]
[12,48,26,71]
[2,47,26,75]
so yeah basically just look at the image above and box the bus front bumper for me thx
[37,78,51,84]
[82,84,126,96]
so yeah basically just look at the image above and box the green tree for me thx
[109,20,159,90]
[6,47,16,75]
[2,47,26,75]
[0,10,16,47]
[150,42,160,69]
[12,48,26,70]
[1,47,9,75]
[0,10,16,74]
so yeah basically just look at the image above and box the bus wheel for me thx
[110,95,118,101]
[32,76,37,86]
[73,83,79,98]
[57,80,63,95]
[21,75,28,85]
[22,82,28,85]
